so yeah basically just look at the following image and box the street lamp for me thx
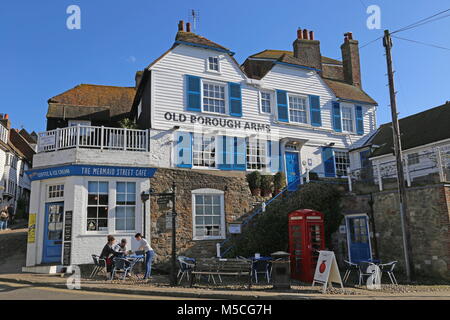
[149,181,178,286]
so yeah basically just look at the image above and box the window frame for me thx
[246,137,268,171]
[341,105,355,133]
[192,133,217,169]
[86,181,110,233]
[201,79,228,115]
[334,150,350,177]
[206,56,220,73]
[192,188,225,241]
[287,93,310,125]
[259,90,273,115]
[407,153,420,166]
[115,181,137,232]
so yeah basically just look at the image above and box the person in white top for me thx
[135,233,154,279]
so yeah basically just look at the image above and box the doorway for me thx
[42,202,64,264]
[345,214,372,263]
[285,152,300,191]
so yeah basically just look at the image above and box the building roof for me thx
[18,129,37,145]
[47,84,136,119]
[369,102,450,158]
[322,78,377,105]
[8,129,35,163]
[249,49,342,65]
[175,31,230,52]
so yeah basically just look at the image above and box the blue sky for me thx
[1,0,449,132]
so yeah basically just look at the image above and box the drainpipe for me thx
[368,193,380,260]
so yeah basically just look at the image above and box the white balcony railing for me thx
[0,124,8,144]
[37,125,149,153]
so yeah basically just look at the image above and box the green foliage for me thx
[246,171,261,190]
[16,196,28,220]
[260,175,273,195]
[228,182,344,257]
[308,172,319,181]
[273,171,286,190]
[118,118,138,129]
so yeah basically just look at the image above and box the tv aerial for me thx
[188,9,200,32]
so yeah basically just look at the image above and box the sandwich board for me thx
[312,251,344,293]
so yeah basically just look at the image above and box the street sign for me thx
[157,197,171,205]
[228,224,241,234]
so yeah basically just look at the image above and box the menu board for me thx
[63,242,72,266]
[63,211,73,265]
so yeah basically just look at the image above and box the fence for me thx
[37,125,149,153]
[349,145,450,191]
[0,124,7,144]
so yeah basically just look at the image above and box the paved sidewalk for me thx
[1,273,450,300]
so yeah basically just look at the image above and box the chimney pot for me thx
[303,29,309,40]
[186,22,191,32]
[309,31,314,40]
[178,20,184,32]
[297,28,303,40]
[4,114,8,120]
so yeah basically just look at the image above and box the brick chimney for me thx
[178,20,184,32]
[135,70,143,88]
[0,114,10,129]
[292,28,322,71]
[341,32,362,88]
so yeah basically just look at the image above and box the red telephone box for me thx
[288,209,325,283]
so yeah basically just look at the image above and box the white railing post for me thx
[403,156,411,187]
[436,147,445,182]
[76,124,80,149]
[100,126,104,150]
[261,202,266,212]
[123,128,127,151]
[376,163,383,191]
[55,128,60,151]
[305,167,310,183]
[216,243,221,258]
[347,167,353,192]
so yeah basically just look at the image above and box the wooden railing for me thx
[0,124,7,144]
[37,125,149,153]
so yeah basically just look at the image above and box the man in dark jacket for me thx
[7,204,15,226]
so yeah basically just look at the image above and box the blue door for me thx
[285,152,300,191]
[42,202,64,264]
[346,215,372,263]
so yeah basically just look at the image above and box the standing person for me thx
[7,204,15,227]
[135,233,155,280]
[100,235,122,279]
[0,207,8,231]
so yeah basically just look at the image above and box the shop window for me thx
[87,181,109,231]
[192,189,225,240]
[246,138,267,170]
[334,151,350,177]
[115,182,136,231]
[48,184,64,199]
[193,134,216,168]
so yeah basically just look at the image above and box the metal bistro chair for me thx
[252,260,272,284]
[343,260,359,284]
[111,257,133,280]
[177,256,196,284]
[379,261,398,285]
[358,261,378,286]
[90,254,107,279]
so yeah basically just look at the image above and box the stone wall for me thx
[333,183,450,280]
[149,168,257,271]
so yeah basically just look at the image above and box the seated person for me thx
[100,235,123,278]
[113,238,128,255]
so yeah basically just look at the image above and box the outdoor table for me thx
[125,254,145,278]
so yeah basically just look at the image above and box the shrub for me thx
[118,118,138,129]
[246,171,261,190]
[228,182,344,257]
[308,172,319,181]
[273,171,286,191]
[260,175,273,196]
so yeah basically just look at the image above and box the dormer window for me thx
[207,57,220,72]
[341,106,354,132]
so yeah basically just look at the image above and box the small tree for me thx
[260,175,273,197]
[246,171,261,196]
[273,171,286,193]
[118,118,138,129]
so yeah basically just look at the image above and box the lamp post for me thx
[150,181,177,286]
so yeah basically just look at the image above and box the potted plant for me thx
[273,171,286,194]
[260,175,273,197]
[246,171,261,196]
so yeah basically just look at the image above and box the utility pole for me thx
[383,29,415,282]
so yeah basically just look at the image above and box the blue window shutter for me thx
[218,136,234,170]
[355,106,364,135]
[322,147,336,177]
[186,75,201,111]
[234,137,246,171]
[228,82,242,117]
[332,102,342,132]
[276,90,289,122]
[309,95,322,127]
[175,132,192,168]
